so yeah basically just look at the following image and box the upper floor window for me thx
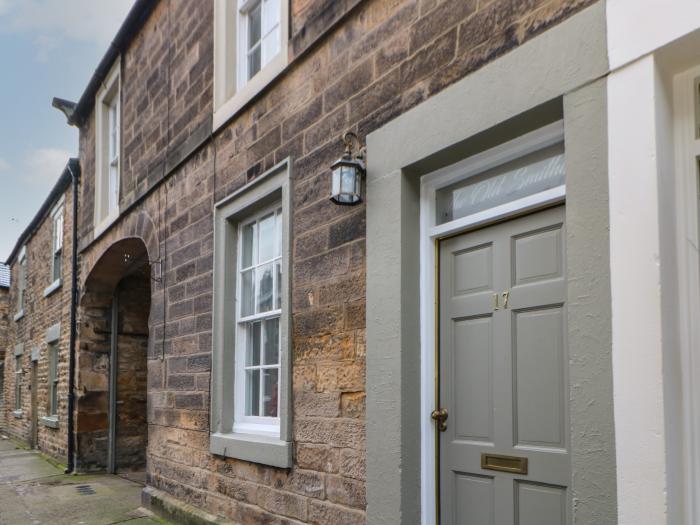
[94,61,121,233]
[238,0,281,88]
[15,246,27,320]
[213,0,289,130]
[51,203,64,283]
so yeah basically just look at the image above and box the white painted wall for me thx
[607,54,670,525]
[607,0,700,70]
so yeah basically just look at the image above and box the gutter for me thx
[69,0,157,126]
[65,160,80,474]
[4,164,73,265]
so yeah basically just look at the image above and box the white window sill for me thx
[213,52,287,132]
[13,310,24,322]
[12,410,23,419]
[40,416,59,429]
[94,208,120,239]
[43,279,62,298]
[210,431,292,468]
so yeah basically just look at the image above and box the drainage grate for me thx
[75,484,96,495]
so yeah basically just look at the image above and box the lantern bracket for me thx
[342,131,366,161]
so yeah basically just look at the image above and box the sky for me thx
[0,0,135,260]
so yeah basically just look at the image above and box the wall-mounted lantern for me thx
[330,132,365,205]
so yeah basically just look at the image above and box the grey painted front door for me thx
[438,206,569,525]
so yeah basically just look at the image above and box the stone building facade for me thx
[32,0,700,523]
[0,265,9,428]
[7,0,700,522]
[59,0,597,523]
[1,165,75,460]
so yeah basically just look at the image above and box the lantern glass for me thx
[330,159,363,205]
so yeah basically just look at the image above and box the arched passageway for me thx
[75,238,151,480]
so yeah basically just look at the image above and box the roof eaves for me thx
[70,0,158,126]
[4,158,79,265]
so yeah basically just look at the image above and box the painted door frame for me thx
[419,122,565,522]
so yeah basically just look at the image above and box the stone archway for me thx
[75,237,151,479]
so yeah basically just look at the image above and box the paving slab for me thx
[0,437,170,525]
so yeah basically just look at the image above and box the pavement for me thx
[0,436,170,525]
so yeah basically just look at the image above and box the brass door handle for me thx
[431,408,448,432]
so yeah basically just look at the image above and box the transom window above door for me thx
[212,0,289,130]
[436,142,565,225]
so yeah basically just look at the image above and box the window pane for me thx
[241,269,255,317]
[247,3,262,79]
[275,261,281,310]
[241,221,255,268]
[263,317,279,365]
[262,27,280,66]
[258,212,275,262]
[53,252,62,282]
[49,345,57,415]
[248,46,261,79]
[54,214,63,252]
[248,3,262,49]
[256,263,274,312]
[109,102,118,160]
[245,369,260,416]
[246,321,261,366]
[263,368,278,417]
[262,0,280,34]
[109,164,119,211]
[275,210,282,258]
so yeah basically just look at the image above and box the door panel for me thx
[454,243,494,295]
[513,307,565,449]
[439,206,568,525]
[453,316,494,442]
[512,226,564,286]
[515,481,567,525]
[455,473,495,525]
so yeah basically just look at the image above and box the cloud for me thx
[21,148,71,187]
[0,158,9,172]
[0,0,134,48]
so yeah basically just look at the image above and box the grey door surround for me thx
[365,2,615,524]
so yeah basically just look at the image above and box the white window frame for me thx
[210,159,292,468]
[94,60,121,235]
[213,0,289,131]
[45,199,64,297]
[234,203,283,435]
[418,122,565,524]
[14,246,26,321]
